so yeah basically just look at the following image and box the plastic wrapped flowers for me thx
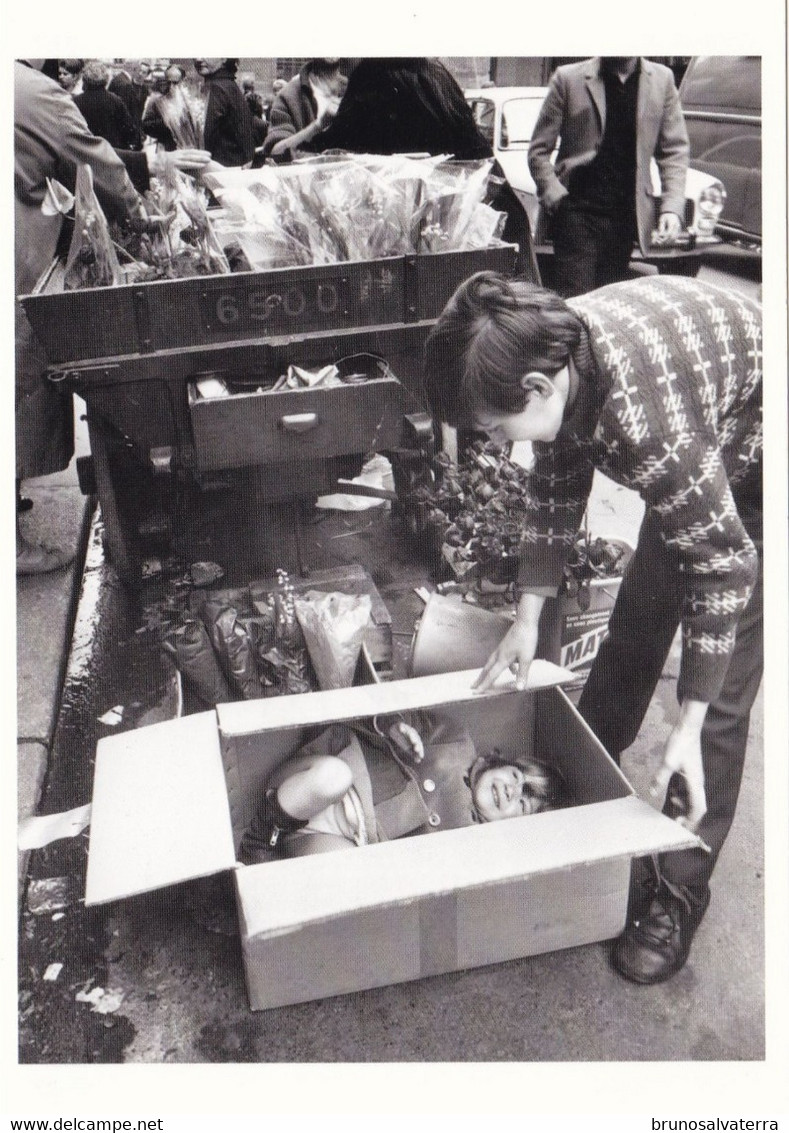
[204,154,508,271]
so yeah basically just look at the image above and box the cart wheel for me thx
[87,416,141,586]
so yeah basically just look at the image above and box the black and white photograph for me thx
[5,1,788,1126]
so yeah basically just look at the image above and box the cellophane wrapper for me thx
[205,154,503,269]
[294,590,372,690]
[64,165,123,290]
[117,165,231,281]
[161,618,233,706]
[149,165,230,276]
[152,86,206,149]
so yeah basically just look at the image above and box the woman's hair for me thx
[424,271,583,428]
[464,750,565,823]
[59,59,84,77]
[81,60,109,90]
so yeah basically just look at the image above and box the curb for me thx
[17,492,96,897]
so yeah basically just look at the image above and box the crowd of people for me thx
[14,57,762,996]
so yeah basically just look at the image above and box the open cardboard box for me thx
[85,663,700,1011]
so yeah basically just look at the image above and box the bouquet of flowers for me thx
[407,442,536,584]
[211,166,316,269]
[152,85,206,149]
[412,159,499,253]
[204,154,507,269]
[560,526,633,611]
[63,165,123,290]
[117,166,230,281]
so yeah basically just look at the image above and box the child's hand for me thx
[388,722,425,763]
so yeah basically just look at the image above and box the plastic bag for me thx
[63,165,122,290]
[210,608,264,700]
[294,590,372,690]
[414,159,497,253]
[161,619,232,706]
[174,168,231,275]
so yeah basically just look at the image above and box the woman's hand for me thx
[473,592,545,693]
[472,619,539,692]
[649,699,709,831]
[145,148,215,178]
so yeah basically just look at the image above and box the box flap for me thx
[236,794,701,939]
[85,711,236,905]
[217,660,573,737]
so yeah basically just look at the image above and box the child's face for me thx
[472,764,542,822]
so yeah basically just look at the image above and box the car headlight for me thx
[694,183,727,236]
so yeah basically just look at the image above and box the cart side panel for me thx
[20,288,140,363]
[149,261,407,353]
[414,245,519,319]
[20,246,519,365]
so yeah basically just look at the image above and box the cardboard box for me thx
[85,663,699,1011]
[538,577,624,690]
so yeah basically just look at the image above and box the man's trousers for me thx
[551,203,635,298]
[577,506,763,892]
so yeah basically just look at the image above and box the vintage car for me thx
[466,85,727,277]
[678,55,761,251]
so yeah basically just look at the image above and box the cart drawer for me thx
[189,375,406,472]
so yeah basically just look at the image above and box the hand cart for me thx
[21,244,523,586]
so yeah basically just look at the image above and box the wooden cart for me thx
[21,245,520,585]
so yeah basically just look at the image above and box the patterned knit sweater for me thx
[519,275,762,703]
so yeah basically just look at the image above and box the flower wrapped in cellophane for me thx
[300,158,412,262]
[204,153,506,268]
[413,159,503,253]
[150,85,206,149]
[63,165,123,290]
[210,164,316,270]
[118,165,230,280]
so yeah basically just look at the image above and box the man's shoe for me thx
[16,496,34,514]
[611,878,711,985]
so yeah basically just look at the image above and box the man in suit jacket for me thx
[528,56,689,296]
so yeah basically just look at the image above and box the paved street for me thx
[17,261,764,1064]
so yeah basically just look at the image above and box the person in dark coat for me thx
[141,67,201,153]
[74,61,138,151]
[239,75,268,149]
[315,58,492,159]
[262,59,348,159]
[108,59,151,149]
[194,58,254,167]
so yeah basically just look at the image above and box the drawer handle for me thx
[280,412,319,434]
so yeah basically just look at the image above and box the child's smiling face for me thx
[472,764,543,822]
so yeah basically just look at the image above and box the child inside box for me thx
[240,713,564,862]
